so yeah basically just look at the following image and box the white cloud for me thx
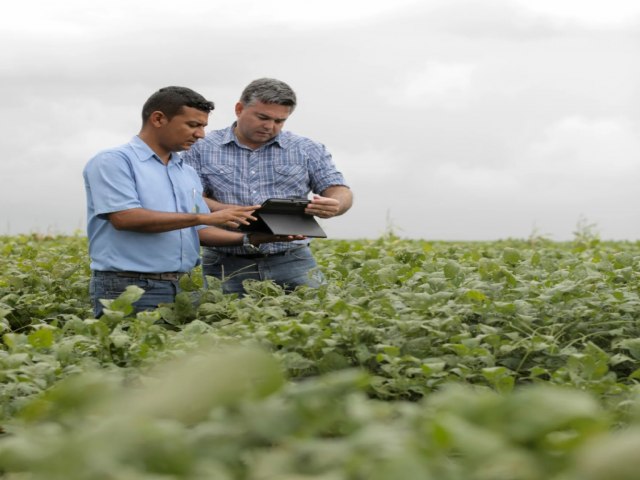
[333,148,400,182]
[382,61,477,109]
[1,0,428,35]
[511,0,640,28]
[219,0,427,28]
[434,163,519,192]
[523,116,640,176]
[1,0,639,241]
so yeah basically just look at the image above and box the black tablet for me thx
[239,198,327,238]
[260,198,310,214]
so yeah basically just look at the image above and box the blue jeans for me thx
[90,271,181,318]
[202,246,325,295]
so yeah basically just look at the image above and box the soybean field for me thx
[1,232,639,479]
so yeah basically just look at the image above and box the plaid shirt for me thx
[182,124,348,255]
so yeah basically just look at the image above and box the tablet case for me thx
[240,198,327,238]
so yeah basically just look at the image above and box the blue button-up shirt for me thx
[83,136,210,272]
[182,125,348,254]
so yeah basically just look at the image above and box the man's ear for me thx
[148,111,167,127]
[234,102,244,117]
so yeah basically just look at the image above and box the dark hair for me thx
[141,86,215,123]
[239,78,297,111]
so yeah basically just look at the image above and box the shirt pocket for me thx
[201,164,235,196]
[273,163,309,194]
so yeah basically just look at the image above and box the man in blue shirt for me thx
[182,78,353,295]
[84,86,296,316]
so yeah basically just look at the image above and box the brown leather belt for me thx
[234,251,289,259]
[112,271,186,281]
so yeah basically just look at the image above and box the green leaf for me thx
[502,247,521,265]
[465,289,487,302]
[100,285,144,316]
[27,328,54,349]
[481,366,515,394]
[618,339,640,361]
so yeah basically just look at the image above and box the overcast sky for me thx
[1,0,638,241]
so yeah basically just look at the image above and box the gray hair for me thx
[239,78,297,112]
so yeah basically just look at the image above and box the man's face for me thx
[234,101,291,149]
[160,106,209,152]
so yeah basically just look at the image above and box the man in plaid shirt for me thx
[182,78,353,295]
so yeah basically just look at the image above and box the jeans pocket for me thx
[91,275,151,300]
[202,249,224,267]
[290,246,313,261]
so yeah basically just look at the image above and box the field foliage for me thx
[1,232,639,479]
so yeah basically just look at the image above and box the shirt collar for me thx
[130,135,183,165]
[223,123,288,150]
